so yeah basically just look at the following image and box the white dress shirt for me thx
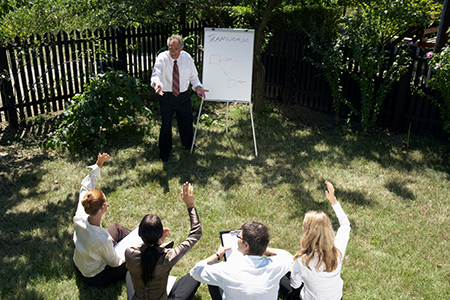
[73,164,124,277]
[190,249,293,300]
[290,202,351,300]
[150,50,203,93]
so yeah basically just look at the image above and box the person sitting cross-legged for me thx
[125,182,202,300]
[190,221,292,300]
[73,153,132,286]
[279,181,351,300]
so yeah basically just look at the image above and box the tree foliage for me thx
[414,35,450,137]
[1,0,444,118]
[307,1,427,131]
[350,0,441,47]
[1,0,96,39]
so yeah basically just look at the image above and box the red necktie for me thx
[173,60,180,97]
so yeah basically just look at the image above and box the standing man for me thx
[190,221,292,300]
[151,34,208,162]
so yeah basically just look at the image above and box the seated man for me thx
[190,221,292,300]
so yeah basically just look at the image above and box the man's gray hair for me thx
[167,34,184,48]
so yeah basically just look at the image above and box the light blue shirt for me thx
[190,249,293,300]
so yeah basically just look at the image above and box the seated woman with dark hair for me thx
[125,182,202,300]
[73,153,131,286]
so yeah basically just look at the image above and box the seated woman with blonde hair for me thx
[280,181,351,300]
[73,153,131,286]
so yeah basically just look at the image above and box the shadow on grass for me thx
[385,179,416,201]
[0,191,77,298]
[130,100,449,203]
[17,289,45,300]
[287,178,370,229]
[75,275,123,300]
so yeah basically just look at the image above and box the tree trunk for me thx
[252,0,282,113]
[252,53,265,113]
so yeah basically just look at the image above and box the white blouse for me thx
[290,202,351,300]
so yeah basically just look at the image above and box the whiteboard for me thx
[202,28,254,103]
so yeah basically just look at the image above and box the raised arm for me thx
[75,153,109,217]
[325,181,351,257]
[165,182,202,265]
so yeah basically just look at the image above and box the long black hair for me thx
[138,214,163,286]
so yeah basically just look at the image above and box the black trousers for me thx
[279,272,342,300]
[76,222,131,286]
[279,272,302,300]
[107,222,132,245]
[126,272,200,300]
[208,285,223,300]
[169,273,200,300]
[159,90,193,159]
[209,279,300,300]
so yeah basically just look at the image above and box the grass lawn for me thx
[0,102,449,299]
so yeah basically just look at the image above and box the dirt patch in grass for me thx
[280,104,337,129]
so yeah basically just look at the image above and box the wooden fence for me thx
[0,22,205,128]
[0,24,448,140]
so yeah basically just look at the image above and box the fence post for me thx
[282,31,297,105]
[392,63,413,132]
[0,46,18,129]
[117,27,127,72]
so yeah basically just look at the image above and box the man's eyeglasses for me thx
[237,234,246,243]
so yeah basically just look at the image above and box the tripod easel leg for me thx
[191,99,204,154]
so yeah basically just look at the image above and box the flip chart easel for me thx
[190,28,258,157]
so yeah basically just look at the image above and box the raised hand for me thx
[181,182,194,208]
[325,181,338,205]
[96,153,110,168]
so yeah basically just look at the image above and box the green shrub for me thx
[420,41,450,136]
[307,1,421,131]
[49,69,151,150]
[343,11,413,130]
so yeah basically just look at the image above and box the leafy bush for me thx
[342,11,413,130]
[419,42,450,136]
[307,1,420,131]
[49,69,151,150]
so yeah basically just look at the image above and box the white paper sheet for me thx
[220,230,243,261]
[114,227,143,261]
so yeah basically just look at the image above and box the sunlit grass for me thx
[0,102,449,299]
